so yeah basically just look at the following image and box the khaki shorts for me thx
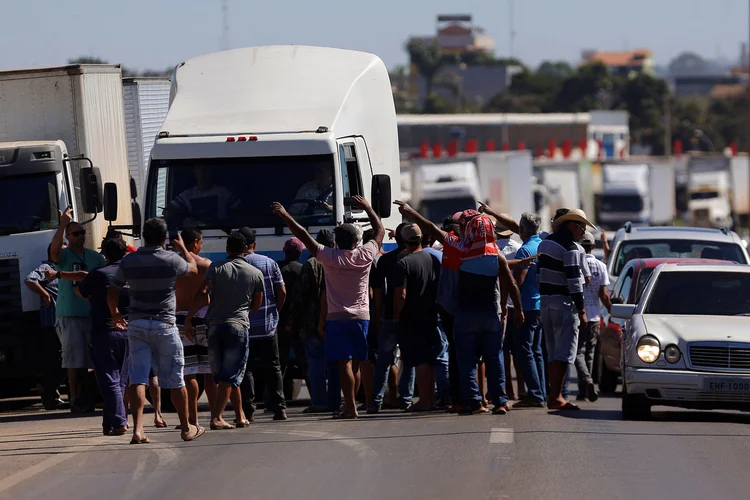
[56,316,93,369]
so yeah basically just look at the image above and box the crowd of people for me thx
[24,193,613,443]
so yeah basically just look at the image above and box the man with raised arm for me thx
[271,195,384,419]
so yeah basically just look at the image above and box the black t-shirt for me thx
[77,261,130,333]
[457,268,501,312]
[279,260,303,327]
[372,247,407,320]
[392,250,441,327]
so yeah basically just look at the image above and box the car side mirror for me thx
[611,304,636,320]
[79,166,104,214]
[371,174,391,218]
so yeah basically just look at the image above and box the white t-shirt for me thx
[583,253,610,321]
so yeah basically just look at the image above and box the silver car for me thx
[612,263,750,420]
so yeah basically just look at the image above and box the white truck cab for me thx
[145,45,401,260]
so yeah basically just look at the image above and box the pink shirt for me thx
[316,240,379,321]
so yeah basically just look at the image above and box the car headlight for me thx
[664,344,681,364]
[637,335,660,363]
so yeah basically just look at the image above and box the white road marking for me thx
[489,428,514,444]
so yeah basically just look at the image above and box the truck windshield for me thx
[601,194,644,212]
[0,173,59,235]
[147,155,336,230]
[645,272,750,316]
[612,239,746,275]
[690,191,720,200]
[420,197,477,224]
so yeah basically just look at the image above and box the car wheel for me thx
[622,388,651,420]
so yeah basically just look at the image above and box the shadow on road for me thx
[548,406,750,426]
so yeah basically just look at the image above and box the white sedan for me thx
[611,262,750,420]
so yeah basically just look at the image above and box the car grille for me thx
[0,258,22,329]
[689,344,750,370]
[660,388,750,403]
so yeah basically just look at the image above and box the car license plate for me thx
[704,378,750,393]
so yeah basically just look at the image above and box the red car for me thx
[597,257,732,393]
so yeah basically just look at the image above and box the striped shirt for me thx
[112,246,190,325]
[245,253,285,339]
[537,230,586,310]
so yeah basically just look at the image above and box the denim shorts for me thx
[207,321,250,387]
[325,320,369,361]
[127,319,185,389]
[56,316,93,369]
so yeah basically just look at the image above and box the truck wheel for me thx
[622,387,651,420]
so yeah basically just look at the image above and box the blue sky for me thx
[3,0,748,71]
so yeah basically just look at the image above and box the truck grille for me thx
[689,344,750,370]
[0,258,22,329]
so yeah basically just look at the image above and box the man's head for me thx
[102,237,127,264]
[316,228,335,248]
[65,222,86,249]
[239,227,257,254]
[401,223,423,251]
[362,229,375,245]
[181,227,203,254]
[193,164,213,190]
[519,212,542,241]
[314,165,333,190]
[143,218,168,247]
[334,223,358,250]
[226,232,247,256]
[551,208,594,243]
[443,216,461,236]
[580,231,595,254]
[394,222,409,249]
[283,237,305,262]
[458,209,480,233]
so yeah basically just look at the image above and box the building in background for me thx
[411,14,496,55]
[581,49,655,77]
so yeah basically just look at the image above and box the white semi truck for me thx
[143,45,401,261]
[0,65,136,392]
[687,156,733,228]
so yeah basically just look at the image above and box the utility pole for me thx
[508,0,516,59]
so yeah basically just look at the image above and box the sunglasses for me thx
[67,230,86,237]
[573,222,586,231]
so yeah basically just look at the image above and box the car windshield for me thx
[601,194,644,212]
[612,239,746,275]
[634,268,655,303]
[645,271,750,316]
[146,155,336,230]
[0,173,59,236]
[420,197,476,224]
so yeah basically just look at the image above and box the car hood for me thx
[642,315,750,344]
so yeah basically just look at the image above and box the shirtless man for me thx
[177,228,216,427]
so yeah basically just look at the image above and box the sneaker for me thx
[273,409,288,421]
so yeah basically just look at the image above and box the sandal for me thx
[210,421,235,430]
[182,425,206,441]
[332,412,358,420]
[549,401,581,411]
[154,419,168,429]
[235,419,252,428]
[130,435,151,445]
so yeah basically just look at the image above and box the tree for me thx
[536,60,574,79]
[552,62,615,112]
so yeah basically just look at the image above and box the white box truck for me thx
[687,156,733,228]
[0,64,136,392]
[476,151,535,226]
[123,77,171,207]
[410,161,482,223]
[144,46,401,261]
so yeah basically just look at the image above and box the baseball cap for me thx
[283,237,305,254]
[581,231,596,246]
[401,223,422,243]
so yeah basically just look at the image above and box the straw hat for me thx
[551,208,596,230]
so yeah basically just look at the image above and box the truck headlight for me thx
[664,344,681,364]
[637,335,660,363]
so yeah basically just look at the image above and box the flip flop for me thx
[549,401,581,411]
[130,436,151,445]
[210,422,235,430]
[332,412,358,420]
[154,420,168,428]
[235,420,252,428]
[182,426,206,441]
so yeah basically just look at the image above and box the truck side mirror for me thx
[371,174,391,218]
[103,182,118,221]
[131,202,142,238]
[130,177,138,200]
[79,166,104,214]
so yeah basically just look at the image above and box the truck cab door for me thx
[336,139,368,227]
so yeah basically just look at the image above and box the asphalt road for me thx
[2,384,750,500]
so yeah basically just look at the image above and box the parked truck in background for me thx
[410,161,481,223]
[0,64,136,394]
[687,157,733,228]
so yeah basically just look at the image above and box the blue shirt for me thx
[245,253,285,339]
[26,261,58,328]
[515,234,542,311]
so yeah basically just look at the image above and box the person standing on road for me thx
[178,228,216,428]
[239,227,288,421]
[25,243,68,410]
[392,224,442,412]
[510,213,547,409]
[575,231,612,403]
[202,232,264,430]
[108,218,205,444]
[278,237,305,384]
[537,209,595,411]
[77,237,130,436]
[272,195,384,419]
[50,207,107,412]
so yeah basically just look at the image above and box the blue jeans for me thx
[454,309,507,408]
[90,330,128,432]
[304,335,341,410]
[127,319,184,389]
[513,310,546,403]
[373,319,415,407]
[207,322,250,387]
[434,325,451,405]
